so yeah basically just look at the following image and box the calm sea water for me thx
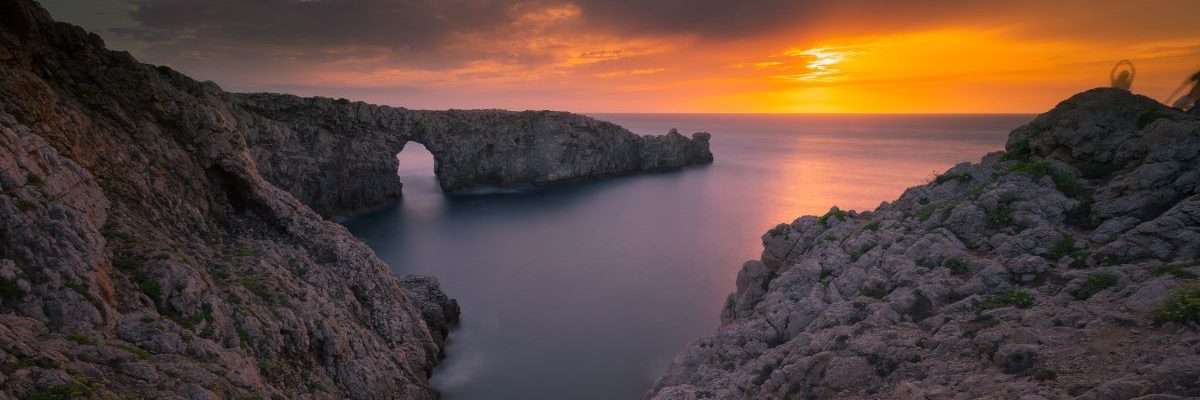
[341,114,1032,399]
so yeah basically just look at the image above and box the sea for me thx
[340,113,1033,399]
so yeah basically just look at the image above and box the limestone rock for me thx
[649,89,1200,399]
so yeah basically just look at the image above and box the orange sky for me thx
[43,0,1200,113]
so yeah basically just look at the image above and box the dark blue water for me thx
[341,114,1031,399]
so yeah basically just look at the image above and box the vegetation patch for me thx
[113,342,151,360]
[1153,263,1198,279]
[66,333,94,345]
[978,289,1035,312]
[1002,139,1032,162]
[819,208,848,227]
[934,170,972,184]
[860,285,888,299]
[0,277,25,304]
[916,206,936,222]
[1072,273,1118,300]
[1046,235,1087,268]
[1010,160,1082,197]
[943,257,971,276]
[100,227,139,243]
[767,223,791,237]
[17,199,36,211]
[241,277,274,303]
[850,242,877,262]
[987,194,1018,228]
[864,221,881,231]
[1102,253,1153,266]
[1156,282,1200,323]
[66,282,106,318]
[1065,194,1100,230]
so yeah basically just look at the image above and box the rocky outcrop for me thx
[650,89,1200,399]
[0,1,459,399]
[234,93,712,217]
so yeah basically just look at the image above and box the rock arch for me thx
[233,94,712,217]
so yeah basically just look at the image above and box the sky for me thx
[41,0,1200,113]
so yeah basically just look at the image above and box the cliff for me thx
[650,89,1200,399]
[0,1,462,398]
[234,93,712,217]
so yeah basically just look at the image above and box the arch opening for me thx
[395,141,444,216]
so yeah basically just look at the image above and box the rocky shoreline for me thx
[0,0,707,398]
[649,88,1200,399]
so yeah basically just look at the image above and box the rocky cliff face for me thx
[235,93,712,217]
[0,1,461,399]
[650,89,1200,399]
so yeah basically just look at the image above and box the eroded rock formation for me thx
[650,89,1200,399]
[235,93,712,217]
[0,1,462,398]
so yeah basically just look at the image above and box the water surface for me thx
[341,114,1031,399]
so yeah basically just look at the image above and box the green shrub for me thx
[864,221,881,231]
[934,171,971,184]
[113,342,150,359]
[819,208,847,227]
[944,257,971,276]
[987,195,1017,228]
[1102,253,1153,266]
[100,227,139,243]
[767,223,791,237]
[66,282,105,317]
[850,242,876,262]
[0,277,25,304]
[1153,263,1198,279]
[66,333,94,345]
[113,251,141,271]
[1072,273,1118,300]
[241,277,273,303]
[1156,282,1200,323]
[137,276,163,309]
[1002,139,1032,162]
[916,207,936,222]
[1011,160,1082,197]
[16,199,36,211]
[27,175,44,188]
[860,285,888,299]
[979,289,1035,312]
[1065,195,1099,230]
[1046,235,1086,267]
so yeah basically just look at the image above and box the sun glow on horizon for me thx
[66,0,1198,114]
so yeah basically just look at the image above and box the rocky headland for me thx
[650,88,1200,399]
[236,93,712,217]
[0,0,708,398]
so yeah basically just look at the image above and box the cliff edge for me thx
[650,88,1200,399]
[0,1,461,398]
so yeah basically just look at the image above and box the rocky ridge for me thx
[650,88,1200,399]
[235,93,712,217]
